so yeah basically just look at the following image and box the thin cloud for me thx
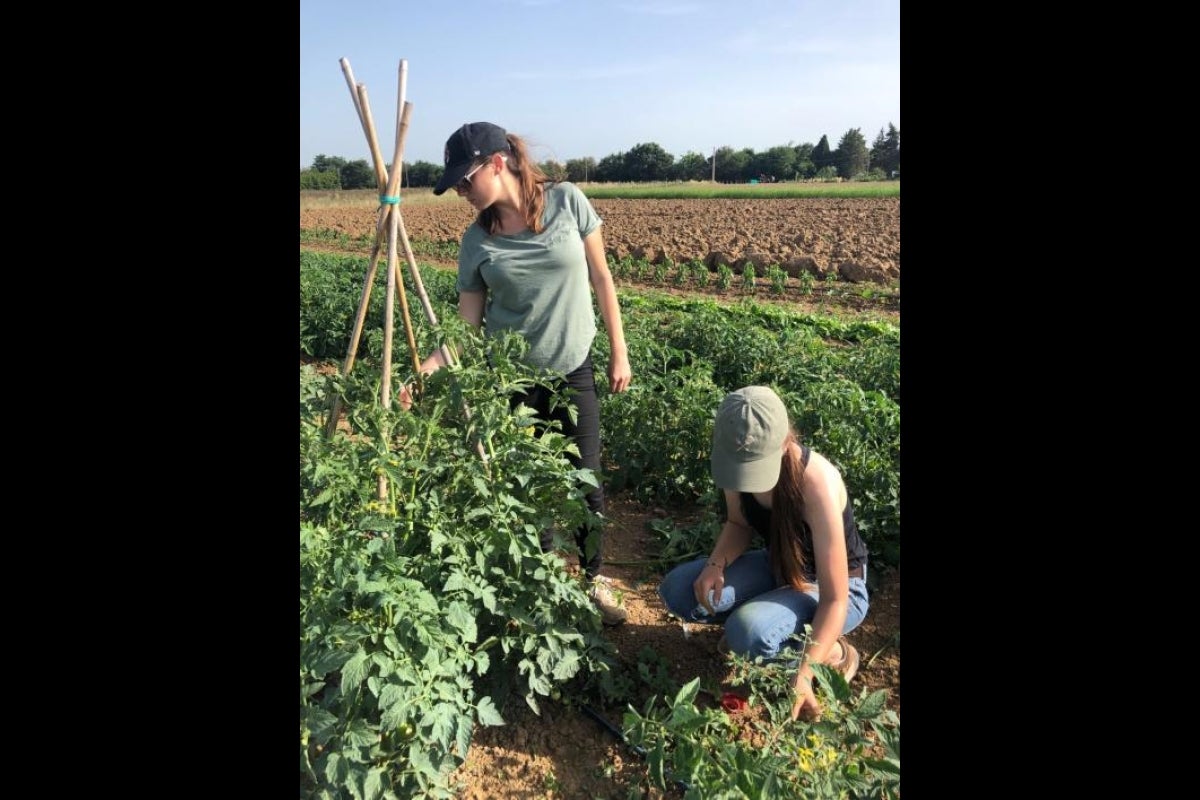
[505,59,678,81]
[618,2,704,16]
[724,31,859,57]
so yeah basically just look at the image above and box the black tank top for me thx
[739,445,869,580]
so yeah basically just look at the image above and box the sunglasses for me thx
[455,161,488,193]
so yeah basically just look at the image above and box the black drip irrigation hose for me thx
[580,703,692,793]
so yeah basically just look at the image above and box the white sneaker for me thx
[588,576,628,626]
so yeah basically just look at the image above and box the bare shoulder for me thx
[799,446,847,504]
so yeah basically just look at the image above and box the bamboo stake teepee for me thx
[321,58,483,499]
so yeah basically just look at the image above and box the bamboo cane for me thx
[378,205,399,499]
[395,59,408,160]
[355,84,390,201]
[383,102,421,379]
[323,61,382,438]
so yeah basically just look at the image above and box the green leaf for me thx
[309,649,353,678]
[364,767,385,800]
[378,683,406,712]
[306,707,338,747]
[431,705,456,751]
[480,587,497,613]
[472,477,491,497]
[649,738,665,788]
[341,650,369,695]
[551,651,581,681]
[446,601,478,643]
[473,650,490,676]
[346,718,377,747]
[430,528,448,551]
[455,713,474,759]
[323,752,345,784]
[442,572,469,593]
[863,757,901,774]
[853,688,889,719]
[408,743,437,778]
[673,677,701,708]
[476,696,505,726]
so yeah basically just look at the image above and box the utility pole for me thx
[711,147,717,182]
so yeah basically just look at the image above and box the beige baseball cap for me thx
[710,386,789,492]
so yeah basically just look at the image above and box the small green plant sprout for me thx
[798,270,815,295]
[673,260,690,286]
[614,254,634,280]
[742,263,757,292]
[716,264,733,291]
[768,264,787,295]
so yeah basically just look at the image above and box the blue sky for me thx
[299,0,899,170]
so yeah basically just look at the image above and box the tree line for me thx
[299,123,898,191]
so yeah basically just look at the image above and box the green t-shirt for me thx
[456,182,602,374]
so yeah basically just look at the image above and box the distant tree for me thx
[713,146,749,182]
[405,160,440,188]
[624,142,674,181]
[674,151,709,181]
[594,153,626,182]
[834,128,869,179]
[540,160,568,181]
[752,146,796,181]
[300,168,340,190]
[565,157,597,182]
[339,159,375,190]
[792,143,815,179]
[811,136,834,174]
[312,154,347,174]
[869,123,900,176]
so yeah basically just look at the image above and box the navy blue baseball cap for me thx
[432,122,511,195]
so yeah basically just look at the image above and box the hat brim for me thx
[432,161,473,196]
[711,450,782,494]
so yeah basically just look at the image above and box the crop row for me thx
[300,250,899,797]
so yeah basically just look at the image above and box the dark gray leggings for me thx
[510,354,605,578]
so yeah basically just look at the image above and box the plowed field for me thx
[300,197,899,280]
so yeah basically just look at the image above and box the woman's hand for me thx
[608,349,631,394]
[692,562,725,614]
[790,674,820,722]
[398,383,414,411]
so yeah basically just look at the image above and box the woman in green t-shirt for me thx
[407,121,632,626]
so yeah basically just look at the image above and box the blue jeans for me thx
[657,550,870,660]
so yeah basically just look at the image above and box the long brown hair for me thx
[767,430,814,591]
[477,133,550,235]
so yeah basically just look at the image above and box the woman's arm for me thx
[583,228,631,394]
[414,290,484,376]
[693,488,756,613]
[400,290,486,409]
[790,449,852,720]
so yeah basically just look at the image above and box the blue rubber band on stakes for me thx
[380,195,401,204]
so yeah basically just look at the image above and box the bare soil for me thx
[300,196,900,798]
[299,198,899,282]
[300,197,900,324]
